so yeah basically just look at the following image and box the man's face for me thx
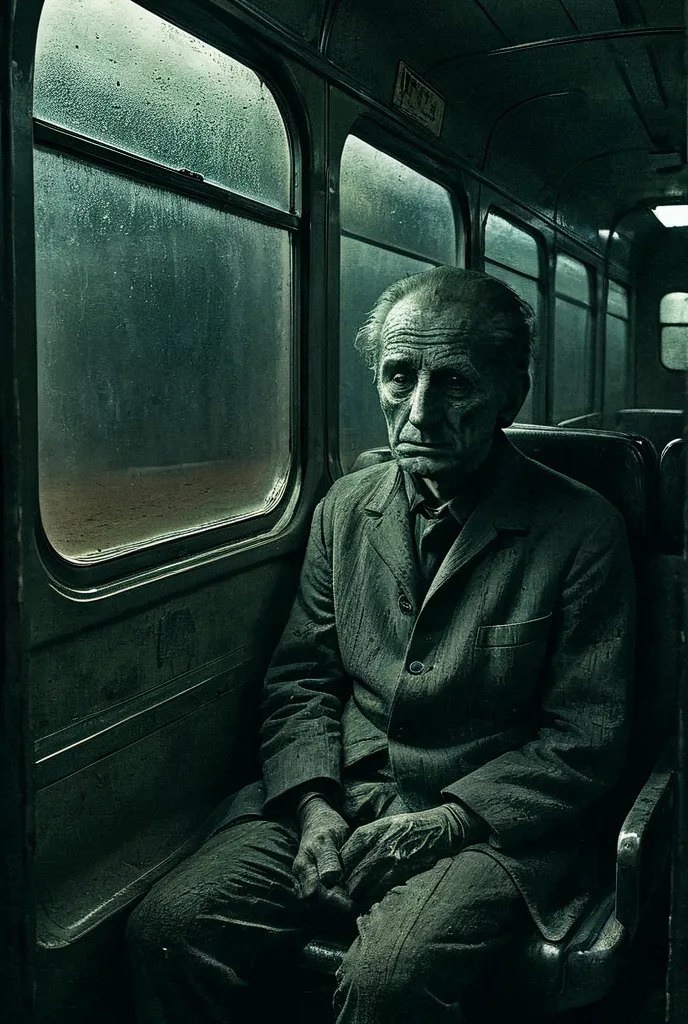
[376,294,526,483]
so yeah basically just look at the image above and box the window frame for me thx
[551,248,597,424]
[481,206,547,424]
[31,0,306,588]
[659,290,688,372]
[603,278,632,411]
[331,119,468,480]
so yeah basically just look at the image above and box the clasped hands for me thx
[292,796,468,913]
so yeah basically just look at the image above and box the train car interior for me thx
[1,1,687,1022]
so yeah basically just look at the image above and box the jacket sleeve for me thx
[443,508,635,847]
[259,497,350,808]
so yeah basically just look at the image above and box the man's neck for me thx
[419,435,503,505]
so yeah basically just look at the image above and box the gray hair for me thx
[354,266,535,380]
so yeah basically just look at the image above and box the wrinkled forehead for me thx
[379,294,493,364]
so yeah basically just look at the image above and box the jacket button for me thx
[398,595,413,615]
[408,660,425,675]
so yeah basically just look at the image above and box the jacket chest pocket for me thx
[475,612,552,650]
[472,613,552,709]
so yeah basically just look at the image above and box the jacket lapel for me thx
[362,464,420,603]
[359,438,533,608]
[421,438,532,609]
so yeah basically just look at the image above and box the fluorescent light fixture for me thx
[651,205,688,227]
[598,229,620,241]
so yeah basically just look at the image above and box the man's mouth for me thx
[395,441,451,454]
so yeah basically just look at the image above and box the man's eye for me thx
[446,374,472,391]
[391,373,413,387]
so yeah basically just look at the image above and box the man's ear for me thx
[497,371,531,428]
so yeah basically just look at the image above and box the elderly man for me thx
[127,268,634,1023]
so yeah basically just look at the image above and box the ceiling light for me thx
[651,205,688,227]
[598,229,620,241]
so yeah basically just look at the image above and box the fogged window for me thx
[33,0,296,562]
[552,254,594,423]
[604,280,631,412]
[660,292,688,371]
[484,212,543,424]
[339,136,459,472]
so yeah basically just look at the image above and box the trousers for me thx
[126,801,534,1023]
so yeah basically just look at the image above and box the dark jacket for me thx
[221,436,635,941]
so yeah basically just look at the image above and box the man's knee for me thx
[126,819,301,977]
[335,917,432,1013]
[126,875,203,972]
[334,854,531,1019]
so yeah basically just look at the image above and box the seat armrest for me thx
[615,740,674,937]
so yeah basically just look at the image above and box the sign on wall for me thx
[392,61,445,136]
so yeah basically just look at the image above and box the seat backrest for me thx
[660,438,685,554]
[614,408,683,456]
[505,426,656,541]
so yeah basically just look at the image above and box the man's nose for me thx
[408,377,440,428]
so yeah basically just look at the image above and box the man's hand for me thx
[340,804,473,906]
[292,796,353,914]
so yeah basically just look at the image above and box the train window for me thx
[660,292,688,371]
[552,254,594,423]
[604,281,631,412]
[33,0,295,563]
[484,211,543,423]
[339,135,459,471]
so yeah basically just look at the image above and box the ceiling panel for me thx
[562,0,623,33]
[432,35,675,231]
[479,0,619,44]
[477,0,576,44]
[433,40,648,154]
[610,37,685,152]
[328,0,506,101]
[636,0,685,27]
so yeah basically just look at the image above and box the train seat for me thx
[300,426,674,1014]
[613,409,683,456]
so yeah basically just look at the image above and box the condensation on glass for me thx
[339,136,458,472]
[33,1,294,563]
[552,254,593,423]
[604,280,630,413]
[484,212,539,279]
[340,136,456,262]
[34,0,294,212]
[607,279,629,321]
[555,253,592,304]
[484,211,543,424]
[660,292,688,371]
